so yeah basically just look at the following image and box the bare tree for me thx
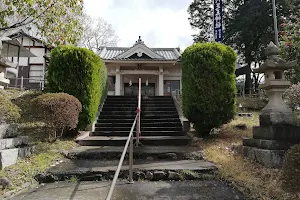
[79,14,119,54]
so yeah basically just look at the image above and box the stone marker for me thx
[234,42,300,168]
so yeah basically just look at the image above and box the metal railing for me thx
[106,78,142,200]
[136,78,141,146]
[105,114,137,200]
[5,77,45,90]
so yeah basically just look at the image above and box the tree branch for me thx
[0,1,57,31]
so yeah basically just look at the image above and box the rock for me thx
[0,124,18,139]
[168,171,181,181]
[145,171,153,180]
[34,173,57,183]
[0,148,18,169]
[209,128,220,135]
[234,124,248,130]
[22,182,31,188]
[153,171,166,181]
[146,156,154,161]
[0,177,12,189]
[185,151,203,160]
[133,171,146,181]
[18,146,35,158]
[0,136,29,150]
[158,153,177,160]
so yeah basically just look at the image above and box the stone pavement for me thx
[10,180,245,200]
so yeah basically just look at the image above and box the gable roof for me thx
[6,29,53,49]
[99,36,181,61]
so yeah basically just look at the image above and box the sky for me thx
[84,0,194,50]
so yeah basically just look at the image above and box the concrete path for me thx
[10,180,245,200]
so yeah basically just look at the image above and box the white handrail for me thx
[136,78,141,146]
[105,114,138,200]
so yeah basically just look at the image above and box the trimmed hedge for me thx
[181,42,237,136]
[47,46,107,129]
[31,93,82,137]
[281,145,300,194]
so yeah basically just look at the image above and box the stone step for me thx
[101,107,177,112]
[253,125,300,141]
[142,114,179,119]
[95,126,182,132]
[18,180,245,200]
[243,138,299,150]
[95,122,182,128]
[76,136,191,146]
[98,115,136,119]
[97,118,181,123]
[102,107,138,111]
[90,131,185,137]
[100,111,138,115]
[36,159,217,183]
[104,102,137,106]
[66,146,203,160]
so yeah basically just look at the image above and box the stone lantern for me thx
[255,42,297,125]
[235,42,300,168]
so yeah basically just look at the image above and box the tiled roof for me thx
[100,47,180,60]
[99,37,181,61]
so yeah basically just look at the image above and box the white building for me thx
[99,36,182,96]
[4,30,51,89]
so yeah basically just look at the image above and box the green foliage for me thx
[281,145,300,194]
[0,91,20,123]
[31,93,82,137]
[283,84,300,111]
[237,97,268,111]
[47,46,107,129]
[181,42,237,136]
[0,0,83,45]
[280,15,300,83]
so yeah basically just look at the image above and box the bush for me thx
[281,145,300,194]
[31,93,82,138]
[284,84,300,111]
[237,97,268,111]
[181,42,237,136]
[0,91,20,123]
[47,46,107,129]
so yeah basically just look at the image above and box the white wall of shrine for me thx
[106,63,181,96]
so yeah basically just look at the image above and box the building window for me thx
[164,80,180,95]
[29,65,44,83]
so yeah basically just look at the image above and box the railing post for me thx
[20,76,24,90]
[136,78,141,147]
[129,133,134,183]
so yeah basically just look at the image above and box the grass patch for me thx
[197,113,298,200]
[0,89,79,196]
[0,139,78,196]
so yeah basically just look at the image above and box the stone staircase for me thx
[35,96,218,184]
[77,96,191,146]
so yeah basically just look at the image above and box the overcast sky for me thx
[84,0,194,50]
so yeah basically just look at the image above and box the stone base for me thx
[243,138,299,150]
[0,146,35,169]
[234,145,286,168]
[259,112,297,126]
[253,125,300,141]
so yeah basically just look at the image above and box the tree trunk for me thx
[244,62,252,94]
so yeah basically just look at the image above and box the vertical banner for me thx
[214,0,223,42]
